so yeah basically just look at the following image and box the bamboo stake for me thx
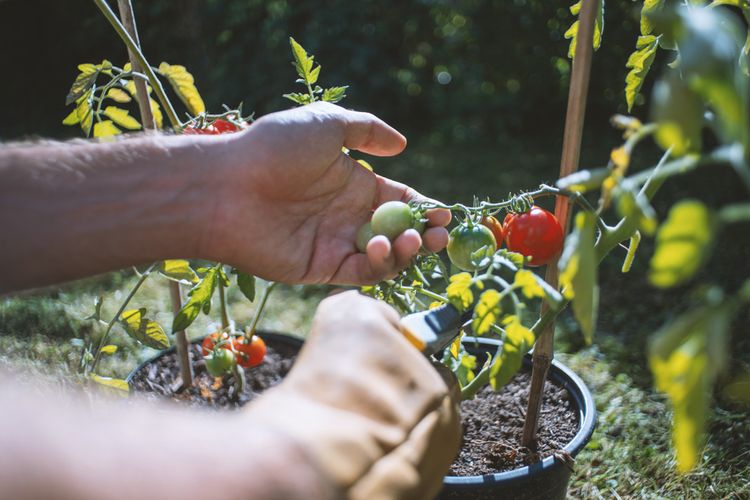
[521,0,598,447]
[116,0,194,389]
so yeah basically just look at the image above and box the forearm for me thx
[0,135,228,293]
[0,374,333,500]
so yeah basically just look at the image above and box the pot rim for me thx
[443,336,596,487]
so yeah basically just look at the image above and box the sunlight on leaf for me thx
[90,375,129,396]
[106,88,131,103]
[103,106,141,130]
[100,345,118,355]
[160,260,198,284]
[564,0,604,59]
[446,273,474,311]
[649,200,715,288]
[514,269,545,299]
[173,267,219,332]
[119,308,169,350]
[93,120,122,138]
[625,35,660,111]
[472,289,502,335]
[158,62,206,115]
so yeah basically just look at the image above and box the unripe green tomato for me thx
[356,222,374,253]
[205,347,236,377]
[413,211,427,234]
[371,201,414,241]
[447,223,497,271]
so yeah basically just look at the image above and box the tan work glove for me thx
[247,291,461,500]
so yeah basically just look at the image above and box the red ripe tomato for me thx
[233,335,267,368]
[201,332,231,356]
[211,119,242,134]
[480,216,505,246]
[183,124,218,135]
[503,206,564,266]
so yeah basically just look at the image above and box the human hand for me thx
[246,291,461,499]
[203,102,451,285]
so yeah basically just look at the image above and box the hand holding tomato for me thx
[202,102,451,285]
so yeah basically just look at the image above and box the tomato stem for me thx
[247,282,277,336]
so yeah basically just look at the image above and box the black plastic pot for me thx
[125,330,305,384]
[438,337,597,500]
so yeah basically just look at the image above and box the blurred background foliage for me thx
[1,0,645,147]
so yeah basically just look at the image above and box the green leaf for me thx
[84,296,104,321]
[740,29,750,77]
[649,200,715,288]
[649,300,732,472]
[74,91,94,136]
[289,37,318,85]
[119,308,170,349]
[625,35,660,112]
[472,289,502,335]
[157,62,206,115]
[106,88,132,103]
[322,86,348,103]
[446,272,475,311]
[283,92,313,105]
[564,0,605,59]
[652,76,704,156]
[100,345,118,355]
[558,212,598,343]
[93,120,122,138]
[159,260,198,284]
[103,106,141,130]
[173,266,219,332]
[236,272,256,302]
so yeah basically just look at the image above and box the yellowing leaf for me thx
[625,35,659,112]
[641,0,664,36]
[514,269,545,299]
[100,345,118,355]
[106,88,132,103]
[610,146,630,173]
[103,106,141,130]
[472,289,502,335]
[90,375,130,396]
[62,109,80,126]
[450,332,463,360]
[649,201,715,288]
[93,120,122,138]
[505,320,535,350]
[149,98,163,129]
[160,260,198,284]
[158,62,205,115]
[558,212,598,343]
[446,273,474,312]
[120,308,169,349]
[564,0,604,59]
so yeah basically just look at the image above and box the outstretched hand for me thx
[207,102,451,285]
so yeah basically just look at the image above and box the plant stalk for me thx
[247,282,278,335]
[521,0,599,448]
[114,0,193,388]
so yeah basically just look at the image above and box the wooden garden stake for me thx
[521,0,598,447]
[117,0,194,389]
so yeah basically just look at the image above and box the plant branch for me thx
[247,282,277,335]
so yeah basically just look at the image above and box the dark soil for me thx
[131,336,580,478]
[449,371,579,476]
[129,337,298,409]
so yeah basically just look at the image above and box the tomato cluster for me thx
[356,201,426,252]
[446,206,563,271]
[183,118,247,135]
[201,331,267,377]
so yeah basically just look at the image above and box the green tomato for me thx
[371,201,414,241]
[356,221,374,253]
[447,223,497,271]
[204,347,236,377]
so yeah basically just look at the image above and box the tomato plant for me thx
[201,331,231,356]
[503,207,563,267]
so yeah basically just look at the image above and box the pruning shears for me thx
[399,304,472,357]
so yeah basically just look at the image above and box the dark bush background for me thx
[1,0,645,144]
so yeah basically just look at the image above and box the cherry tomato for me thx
[356,221,374,253]
[212,119,241,134]
[233,335,267,368]
[503,206,564,266]
[201,332,231,356]
[204,347,236,377]
[371,201,414,241]
[183,124,218,135]
[481,216,504,245]
[447,223,497,271]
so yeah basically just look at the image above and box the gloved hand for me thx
[246,291,462,499]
